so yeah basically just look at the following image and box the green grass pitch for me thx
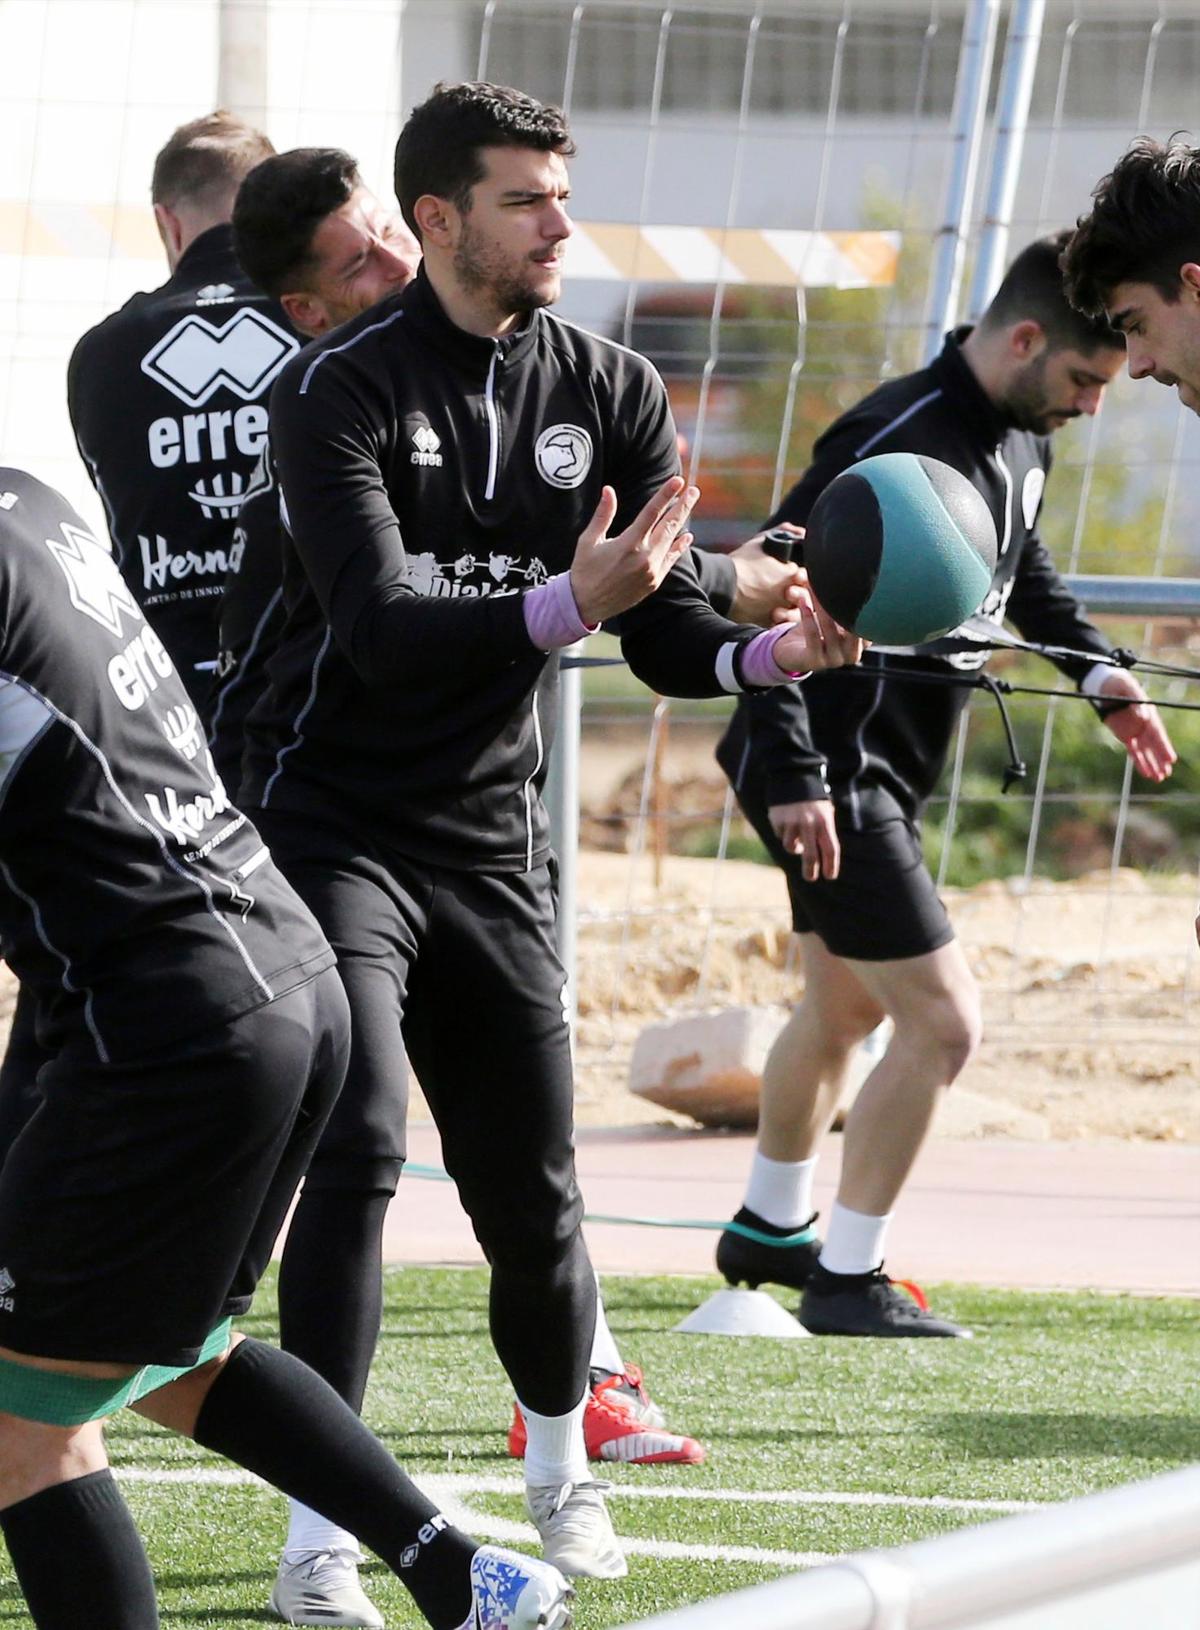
[1,1267,1195,1627]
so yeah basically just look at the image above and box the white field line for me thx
[115,1468,1039,1516]
[115,1468,1039,1567]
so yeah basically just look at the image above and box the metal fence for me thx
[4,0,1199,1088]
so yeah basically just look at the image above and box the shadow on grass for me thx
[929,1411,1200,1461]
[376,1321,490,1341]
[0,1575,276,1623]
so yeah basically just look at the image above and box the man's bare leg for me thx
[834,937,981,1215]
[758,935,887,1163]
[716,936,884,1290]
[798,937,981,1336]
[718,935,981,1334]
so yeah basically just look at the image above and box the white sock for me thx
[283,1500,363,1562]
[519,1393,590,1488]
[589,1280,624,1376]
[744,1152,818,1230]
[818,1201,892,1276]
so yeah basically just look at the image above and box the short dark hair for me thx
[151,110,274,210]
[394,80,576,240]
[1062,136,1200,317]
[978,230,1123,353]
[233,148,361,297]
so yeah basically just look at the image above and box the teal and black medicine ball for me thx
[804,452,998,645]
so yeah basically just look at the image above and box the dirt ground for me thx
[568,849,1200,1141]
[564,726,1200,1143]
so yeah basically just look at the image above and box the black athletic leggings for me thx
[260,809,595,1420]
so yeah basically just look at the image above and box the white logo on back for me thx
[141,309,297,407]
[145,756,235,847]
[196,282,236,306]
[139,533,234,593]
[535,423,592,489]
[45,523,143,639]
[162,703,204,762]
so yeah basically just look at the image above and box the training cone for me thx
[673,1288,811,1338]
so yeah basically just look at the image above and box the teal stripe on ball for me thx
[853,452,994,644]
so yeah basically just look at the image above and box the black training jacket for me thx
[241,267,764,870]
[0,468,332,1065]
[717,330,1113,826]
[67,225,299,715]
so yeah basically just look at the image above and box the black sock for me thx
[0,1469,159,1629]
[193,1338,476,1628]
[278,1186,392,1409]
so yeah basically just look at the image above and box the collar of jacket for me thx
[931,326,1009,450]
[174,222,238,282]
[402,264,541,373]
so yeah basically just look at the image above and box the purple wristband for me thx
[523,572,598,651]
[738,625,806,687]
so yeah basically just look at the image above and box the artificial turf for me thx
[1,1267,1195,1628]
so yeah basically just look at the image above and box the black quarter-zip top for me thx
[242,267,768,870]
[717,329,1115,825]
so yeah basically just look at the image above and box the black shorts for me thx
[251,809,583,1257]
[735,778,954,963]
[0,968,349,1367]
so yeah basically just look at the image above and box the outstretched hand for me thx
[1096,671,1176,782]
[569,477,698,625]
[772,586,865,673]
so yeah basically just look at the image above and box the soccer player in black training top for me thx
[242,80,860,1588]
[217,149,803,794]
[0,108,301,1374]
[229,144,769,1625]
[713,234,1176,1337]
[67,110,299,722]
[210,148,422,801]
[0,468,573,1630]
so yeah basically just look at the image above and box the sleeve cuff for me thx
[731,626,808,690]
[1079,661,1115,699]
[523,572,599,652]
[767,768,832,803]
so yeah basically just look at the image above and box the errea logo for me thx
[45,522,143,640]
[141,309,297,408]
[196,282,236,306]
[0,1267,14,1313]
[411,424,443,468]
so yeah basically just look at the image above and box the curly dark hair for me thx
[1062,135,1200,316]
[233,148,361,298]
[394,81,575,240]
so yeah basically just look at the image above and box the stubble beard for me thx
[454,221,558,319]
